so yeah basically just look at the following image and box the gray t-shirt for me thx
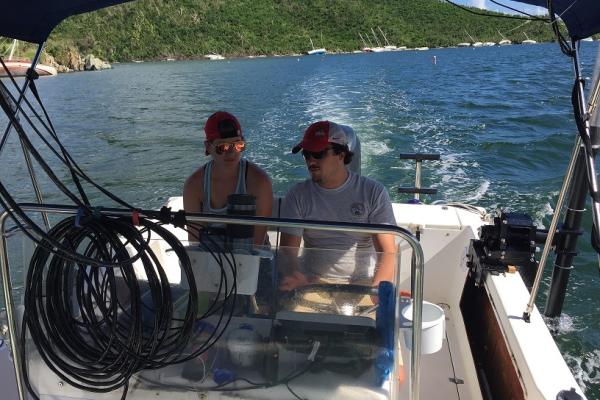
[280,171,396,279]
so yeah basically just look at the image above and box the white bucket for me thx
[401,301,445,355]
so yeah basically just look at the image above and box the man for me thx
[279,120,397,291]
[183,111,272,245]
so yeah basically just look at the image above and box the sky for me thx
[454,0,547,16]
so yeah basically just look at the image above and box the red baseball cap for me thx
[292,120,349,153]
[204,111,242,141]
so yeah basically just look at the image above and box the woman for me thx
[183,111,272,245]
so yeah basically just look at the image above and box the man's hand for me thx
[279,270,311,291]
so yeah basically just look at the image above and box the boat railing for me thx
[0,203,426,400]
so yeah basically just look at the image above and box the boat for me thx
[522,32,537,44]
[204,53,225,60]
[0,1,599,400]
[0,39,57,77]
[307,38,326,55]
[378,27,398,51]
[457,42,471,47]
[464,30,483,47]
[369,28,386,52]
[358,32,373,52]
[497,29,512,45]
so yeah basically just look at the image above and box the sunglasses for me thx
[214,141,246,155]
[302,147,331,160]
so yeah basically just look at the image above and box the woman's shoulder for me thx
[246,160,271,183]
[184,164,207,190]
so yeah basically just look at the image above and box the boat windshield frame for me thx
[0,203,426,400]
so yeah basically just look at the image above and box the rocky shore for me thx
[45,51,111,73]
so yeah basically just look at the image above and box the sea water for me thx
[0,42,599,397]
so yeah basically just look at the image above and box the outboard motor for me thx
[466,211,547,290]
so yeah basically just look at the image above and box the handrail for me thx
[0,211,26,400]
[0,203,426,400]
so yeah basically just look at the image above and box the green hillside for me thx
[40,0,557,62]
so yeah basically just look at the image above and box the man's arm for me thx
[372,232,398,286]
[278,233,310,291]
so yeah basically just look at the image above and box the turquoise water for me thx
[1,43,599,396]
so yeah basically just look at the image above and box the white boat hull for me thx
[1,60,57,77]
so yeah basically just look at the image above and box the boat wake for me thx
[545,313,579,335]
[563,350,600,392]
[462,180,490,202]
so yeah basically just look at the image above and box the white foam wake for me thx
[563,349,600,392]
[463,180,490,202]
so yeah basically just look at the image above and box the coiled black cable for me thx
[19,214,239,399]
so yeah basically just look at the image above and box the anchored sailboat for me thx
[307,37,326,55]
[0,39,57,77]
[497,29,512,45]
[522,32,537,44]
[378,27,397,51]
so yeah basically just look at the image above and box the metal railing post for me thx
[0,211,26,400]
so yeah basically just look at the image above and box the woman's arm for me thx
[248,164,273,246]
[183,168,204,242]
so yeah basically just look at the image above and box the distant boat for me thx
[522,32,537,44]
[581,37,594,42]
[369,28,390,52]
[358,33,372,52]
[415,47,429,51]
[204,54,225,60]
[378,27,398,51]
[307,48,326,55]
[464,30,482,48]
[307,38,326,55]
[1,39,57,77]
[483,42,496,46]
[497,30,512,46]
[457,42,471,47]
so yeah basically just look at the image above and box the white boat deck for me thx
[409,305,480,400]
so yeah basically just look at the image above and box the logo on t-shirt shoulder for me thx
[350,202,366,218]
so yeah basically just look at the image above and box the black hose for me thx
[20,214,238,399]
